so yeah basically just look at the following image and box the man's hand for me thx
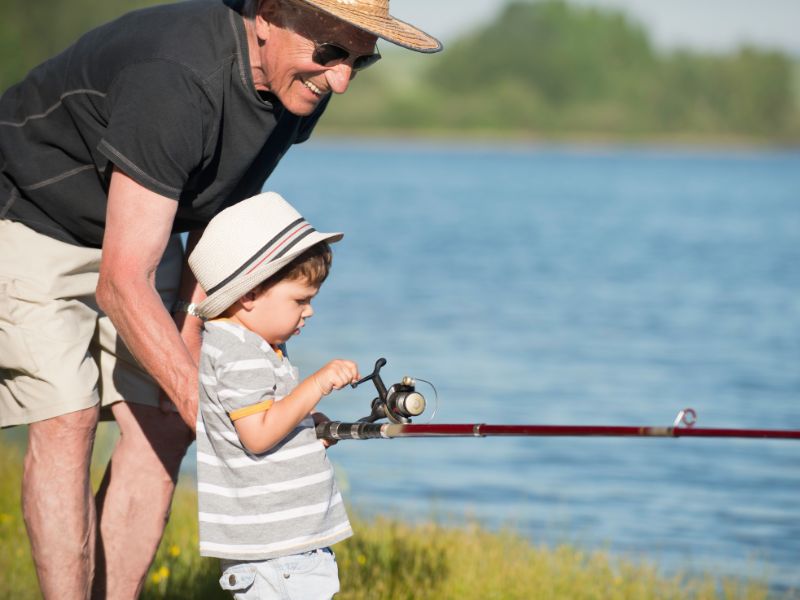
[157,310,203,428]
[159,300,204,426]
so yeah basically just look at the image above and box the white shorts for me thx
[219,548,340,600]
[0,220,182,427]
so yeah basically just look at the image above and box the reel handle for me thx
[352,358,387,393]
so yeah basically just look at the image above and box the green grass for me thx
[0,436,795,599]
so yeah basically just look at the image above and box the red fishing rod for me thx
[315,358,800,442]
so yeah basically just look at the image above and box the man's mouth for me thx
[303,79,324,96]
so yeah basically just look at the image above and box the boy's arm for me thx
[171,229,206,364]
[234,359,358,454]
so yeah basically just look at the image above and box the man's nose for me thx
[324,63,356,94]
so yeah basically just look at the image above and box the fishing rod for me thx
[315,358,800,442]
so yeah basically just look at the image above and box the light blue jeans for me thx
[219,547,339,600]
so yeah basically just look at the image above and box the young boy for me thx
[187,191,359,599]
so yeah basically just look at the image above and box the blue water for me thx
[9,139,795,590]
[261,139,800,591]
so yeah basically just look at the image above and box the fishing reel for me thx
[353,358,427,424]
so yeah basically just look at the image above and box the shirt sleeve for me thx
[98,60,213,199]
[214,339,279,415]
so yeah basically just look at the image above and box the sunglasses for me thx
[311,42,382,71]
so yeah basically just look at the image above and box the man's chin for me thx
[280,93,326,117]
[294,104,322,117]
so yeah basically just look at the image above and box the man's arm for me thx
[96,168,198,430]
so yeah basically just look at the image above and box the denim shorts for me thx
[219,547,340,600]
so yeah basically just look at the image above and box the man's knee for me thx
[145,412,194,475]
[112,402,193,476]
[24,405,100,476]
[21,407,98,587]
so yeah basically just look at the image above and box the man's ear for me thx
[255,0,278,40]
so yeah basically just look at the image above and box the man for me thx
[0,0,440,597]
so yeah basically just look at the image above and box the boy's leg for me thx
[92,401,193,600]
[22,405,101,600]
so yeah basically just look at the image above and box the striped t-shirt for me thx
[196,320,352,560]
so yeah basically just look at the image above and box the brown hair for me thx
[258,241,332,292]
[256,0,305,30]
[221,242,332,317]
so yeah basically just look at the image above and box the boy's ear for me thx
[239,289,258,310]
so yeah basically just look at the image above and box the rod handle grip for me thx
[316,421,386,440]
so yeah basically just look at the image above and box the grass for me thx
[0,435,795,599]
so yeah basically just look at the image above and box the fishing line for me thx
[413,377,438,424]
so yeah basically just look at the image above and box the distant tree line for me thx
[2,0,798,141]
[324,0,800,141]
[0,0,160,91]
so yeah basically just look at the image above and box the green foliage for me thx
[427,0,656,104]
[648,48,796,135]
[1,437,795,599]
[0,0,162,92]
[141,484,226,599]
[1,0,798,142]
[0,443,38,595]
[321,0,800,142]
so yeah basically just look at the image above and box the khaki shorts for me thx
[0,220,183,427]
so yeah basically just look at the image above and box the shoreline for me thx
[1,433,795,597]
[313,127,800,153]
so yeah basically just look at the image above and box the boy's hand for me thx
[313,360,359,397]
[312,412,337,448]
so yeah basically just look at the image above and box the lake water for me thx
[6,139,798,591]
[264,139,800,592]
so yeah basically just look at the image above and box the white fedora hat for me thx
[189,191,343,320]
[293,0,442,53]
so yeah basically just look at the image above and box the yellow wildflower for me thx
[168,544,181,557]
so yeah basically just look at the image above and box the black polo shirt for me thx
[0,0,328,247]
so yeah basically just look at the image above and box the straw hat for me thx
[189,192,343,320]
[294,0,442,53]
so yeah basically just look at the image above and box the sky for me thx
[391,0,800,56]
